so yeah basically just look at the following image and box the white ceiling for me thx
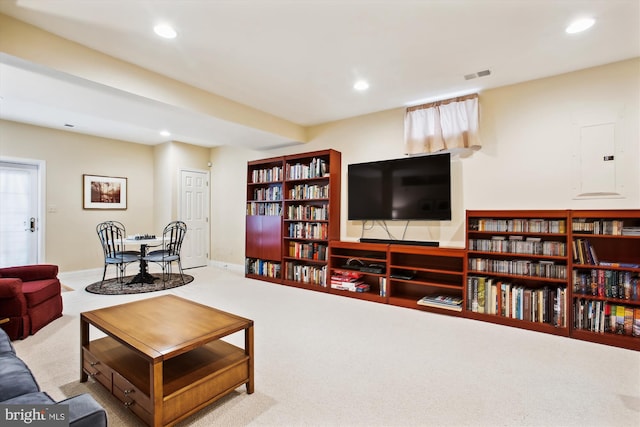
[0,0,638,150]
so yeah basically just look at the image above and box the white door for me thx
[179,169,209,269]
[0,161,41,268]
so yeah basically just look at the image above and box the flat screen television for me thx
[348,152,451,221]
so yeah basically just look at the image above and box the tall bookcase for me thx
[245,149,341,289]
[465,210,571,337]
[570,210,640,351]
[245,156,284,283]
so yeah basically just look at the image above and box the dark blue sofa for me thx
[0,328,107,427]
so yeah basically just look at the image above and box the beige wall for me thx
[1,58,638,271]
[0,120,155,271]
[210,58,640,265]
[153,141,210,229]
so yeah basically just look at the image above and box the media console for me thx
[359,238,439,247]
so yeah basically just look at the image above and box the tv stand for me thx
[359,238,439,247]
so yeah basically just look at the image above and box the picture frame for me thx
[83,174,127,210]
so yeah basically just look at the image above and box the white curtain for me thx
[404,93,480,155]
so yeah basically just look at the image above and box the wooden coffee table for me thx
[80,295,254,427]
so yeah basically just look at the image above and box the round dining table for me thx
[123,237,163,284]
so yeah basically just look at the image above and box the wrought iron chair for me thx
[142,221,187,287]
[96,221,140,287]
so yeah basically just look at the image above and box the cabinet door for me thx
[246,216,282,261]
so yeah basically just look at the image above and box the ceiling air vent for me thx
[464,69,491,80]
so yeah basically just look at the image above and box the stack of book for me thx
[622,226,640,236]
[417,295,463,312]
[330,270,369,293]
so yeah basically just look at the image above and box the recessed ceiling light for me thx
[353,80,369,91]
[566,18,595,34]
[160,130,171,137]
[154,23,177,39]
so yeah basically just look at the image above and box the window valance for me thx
[404,93,481,155]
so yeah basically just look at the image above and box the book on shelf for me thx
[330,270,369,292]
[622,227,640,236]
[598,261,640,269]
[417,295,463,312]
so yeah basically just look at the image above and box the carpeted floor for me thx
[85,273,194,295]
[14,266,640,426]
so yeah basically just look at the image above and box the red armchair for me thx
[0,264,63,340]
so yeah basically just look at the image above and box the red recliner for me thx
[0,264,63,340]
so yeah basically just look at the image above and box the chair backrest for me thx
[162,221,187,257]
[96,221,127,259]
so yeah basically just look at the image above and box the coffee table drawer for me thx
[82,348,112,390]
[112,371,152,413]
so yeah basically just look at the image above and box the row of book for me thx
[286,158,328,180]
[287,222,328,240]
[573,299,640,336]
[287,242,327,260]
[288,184,329,200]
[285,262,327,286]
[330,270,370,292]
[573,238,599,265]
[245,258,281,278]
[572,219,625,235]
[468,236,566,256]
[417,295,463,312]
[246,202,281,216]
[286,204,328,221]
[468,257,567,279]
[470,218,566,233]
[467,275,567,326]
[250,166,283,184]
[573,269,639,300]
[252,186,281,201]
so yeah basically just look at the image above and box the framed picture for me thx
[83,174,127,210]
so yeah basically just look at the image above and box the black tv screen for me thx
[348,153,451,221]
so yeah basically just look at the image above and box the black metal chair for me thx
[142,221,187,287]
[96,221,140,287]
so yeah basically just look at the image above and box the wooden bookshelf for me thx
[246,149,341,289]
[245,155,284,283]
[327,241,465,313]
[465,210,571,337]
[388,245,465,315]
[248,201,640,351]
[328,241,388,303]
[570,210,640,351]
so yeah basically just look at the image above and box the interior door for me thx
[0,161,40,268]
[179,169,209,269]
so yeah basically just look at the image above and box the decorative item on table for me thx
[129,234,157,240]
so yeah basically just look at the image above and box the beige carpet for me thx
[12,266,640,426]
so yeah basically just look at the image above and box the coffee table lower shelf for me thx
[83,336,251,426]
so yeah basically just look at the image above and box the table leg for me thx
[151,360,164,427]
[80,317,89,382]
[127,244,157,284]
[246,323,254,394]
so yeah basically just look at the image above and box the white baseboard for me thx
[206,260,244,273]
